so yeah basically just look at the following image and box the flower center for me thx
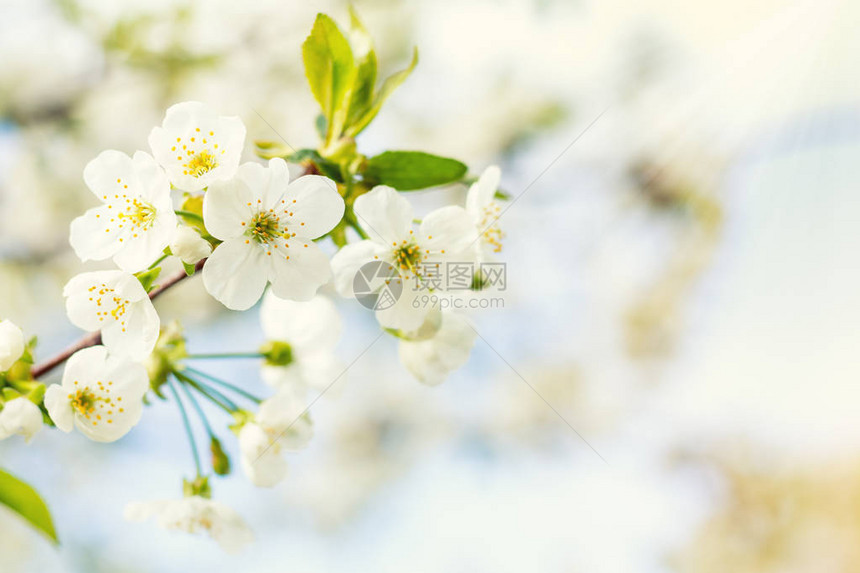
[116,197,157,231]
[68,380,121,426]
[479,202,504,253]
[248,211,285,244]
[393,243,423,272]
[71,388,97,416]
[87,283,131,332]
[184,149,218,178]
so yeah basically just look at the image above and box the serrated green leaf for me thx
[362,151,468,191]
[346,47,418,138]
[303,14,356,142]
[0,469,58,543]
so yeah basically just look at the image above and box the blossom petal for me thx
[399,312,476,385]
[281,174,344,239]
[419,205,477,254]
[353,185,413,245]
[202,238,269,310]
[203,174,256,241]
[375,286,429,331]
[329,240,384,297]
[266,238,331,302]
[260,292,341,350]
[69,206,123,263]
[44,385,74,433]
[466,165,501,218]
[239,423,288,488]
[101,299,160,361]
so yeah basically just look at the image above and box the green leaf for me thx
[182,262,196,276]
[345,6,377,129]
[288,149,344,183]
[346,47,418,138]
[362,151,468,191]
[302,14,356,142]
[314,114,328,140]
[0,469,58,543]
[134,267,161,293]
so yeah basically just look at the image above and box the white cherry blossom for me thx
[169,225,212,265]
[0,397,42,441]
[44,346,148,443]
[70,150,176,272]
[124,496,253,554]
[64,271,160,361]
[330,185,476,331]
[239,390,313,487]
[259,292,343,395]
[202,158,344,310]
[148,101,246,192]
[398,311,477,386]
[465,165,504,263]
[0,319,25,371]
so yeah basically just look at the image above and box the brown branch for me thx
[30,258,207,380]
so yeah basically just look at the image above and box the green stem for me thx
[175,210,204,223]
[185,352,265,360]
[148,253,168,270]
[349,221,370,240]
[174,371,238,413]
[177,378,215,438]
[185,366,263,404]
[167,377,202,476]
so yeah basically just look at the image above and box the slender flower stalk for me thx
[174,371,239,413]
[184,367,263,404]
[167,377,202,476]
[185,353,264,360]
[177,378,216,438]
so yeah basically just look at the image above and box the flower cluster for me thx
[2,9,507,554]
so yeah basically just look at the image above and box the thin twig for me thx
[31,258,207,379]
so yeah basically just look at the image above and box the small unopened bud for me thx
[210,437,231,476]
[260,340,294,366]
[170,226,212,265]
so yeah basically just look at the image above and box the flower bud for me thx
[170,226,212,265]
[260,340,293,367]
[0,320,25,372]
[210,437,231,476]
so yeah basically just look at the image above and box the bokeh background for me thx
[2,0,859,571]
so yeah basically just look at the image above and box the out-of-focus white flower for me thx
[465,165,504,261]
[44,346,148,443]
[63,271,160,361]
[169,225,212,265]
[149,101,246,192]
[259,292,343,394]
[202,158,343,310]
[239,390,313,487]
[124,496,253,554]
[399,312,477,386]
[0,320,25,372]
[330,185,476,331]
[0,397,42,442]
[70,150,176,273]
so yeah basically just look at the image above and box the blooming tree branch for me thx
[30,258,207,380]
[0,8,508,552]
